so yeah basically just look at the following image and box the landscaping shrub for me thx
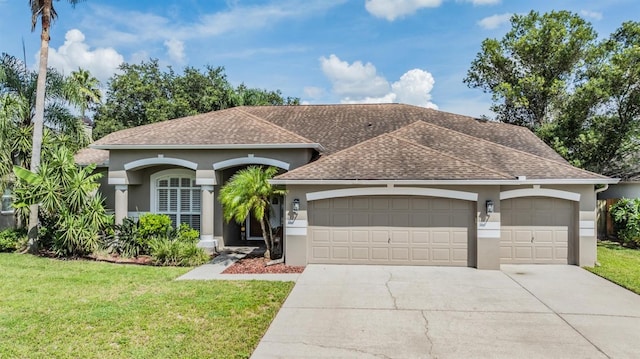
[610,198,640,247]
[138,213,173,239]
[148,237,209,266]
[0,228,26,252]
[12,147,112,256]
[102,217,147,257]
[104,214,208,266]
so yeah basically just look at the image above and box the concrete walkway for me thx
[176,246,301,282]
[252,264,640,358]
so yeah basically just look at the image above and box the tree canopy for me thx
[465,10,597,129]
[93,60,299,139]
[466,12,640,179]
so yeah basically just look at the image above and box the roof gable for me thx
[276,120,609,181]
[276,132,511,181]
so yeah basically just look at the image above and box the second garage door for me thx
[308,196,473,266]
[500,197,573,264]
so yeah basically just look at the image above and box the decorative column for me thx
[199,185,216,250]
[114,185,128,225]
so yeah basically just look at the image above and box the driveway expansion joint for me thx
[503,271,612,359]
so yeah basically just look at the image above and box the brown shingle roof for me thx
[275,132,512,181]
[242,104,566,161]
[74,148,109,166]
[93,107,317,147]
[93,103,609,181]
[277,120,608,181]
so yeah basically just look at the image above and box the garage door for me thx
[500,197,573,264]
[308,196,473,266]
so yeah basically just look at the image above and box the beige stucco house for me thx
[83,104,617,269]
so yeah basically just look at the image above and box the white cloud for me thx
[45,29,124,83]
[320,54,390,98]
[478,13,512,29]
[580,10,603,20]
[164,39,186,64]
[319,54,437,108]
[365,0,442,21]
[391,69,436,108]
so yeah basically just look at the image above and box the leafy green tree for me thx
[12,146,111,256]
[539,21,640,178]
[93,59,299,139]
[464,10,597,129]
[28,0,85,248]
[219,166,286,260]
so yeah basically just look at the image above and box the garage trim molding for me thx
[306,187,478,202]
[499,188,580,202]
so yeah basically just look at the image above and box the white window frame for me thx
[150,169,200,230]
[1,187,13,214]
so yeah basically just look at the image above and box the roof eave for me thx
[269,178,620,186]
[90,143,324,151]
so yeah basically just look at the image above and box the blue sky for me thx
[1,0,638,118]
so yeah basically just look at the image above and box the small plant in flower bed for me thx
[103,214,210,266]
[148,223,210,266]
[0,228,26,252]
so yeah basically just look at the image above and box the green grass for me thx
[586,241,640,295]
[0,253,294,358]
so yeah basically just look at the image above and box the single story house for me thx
[90,103,617,269]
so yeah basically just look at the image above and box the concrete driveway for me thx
[252,265,640,358]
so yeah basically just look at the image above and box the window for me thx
[154,173,200,231]
[1,188,13,214]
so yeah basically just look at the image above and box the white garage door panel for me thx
[500,197,572,264]
[308,196,472,266]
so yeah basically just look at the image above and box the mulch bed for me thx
[222,253,305,274]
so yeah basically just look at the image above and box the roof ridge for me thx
[387,132,513,179]
[234,107,317,144]
[401,120,607,178]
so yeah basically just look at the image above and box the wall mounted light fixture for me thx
[292,198,300,213]
[486,200,494,214]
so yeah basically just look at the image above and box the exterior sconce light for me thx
[486,200,494,214]
[292,198,300,213]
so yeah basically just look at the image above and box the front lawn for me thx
[586,241,640,295]
[0,253,294,358]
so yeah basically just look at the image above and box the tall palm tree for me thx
[219,166,287,260]
[28,0,84,245]
[67,68,101,120]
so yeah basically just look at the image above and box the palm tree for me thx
[219,166,287,260]
[27,0,84,245]
[0,54,89,194]
[67,68,101,120]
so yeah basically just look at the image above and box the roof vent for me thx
[367,123,373,127]
[516,176,527,181]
